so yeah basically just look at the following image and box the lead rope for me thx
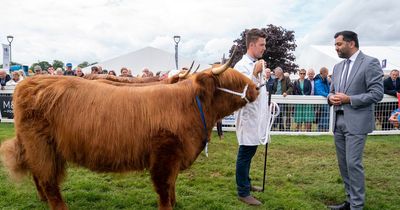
[195,95,209,157]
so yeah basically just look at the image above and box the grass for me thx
[0,123,399,209]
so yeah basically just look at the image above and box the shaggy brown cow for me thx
[83,69,192,87]
[0,62,259,210]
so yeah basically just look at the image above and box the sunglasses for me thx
[299,73,306,75]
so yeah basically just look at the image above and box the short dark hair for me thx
[246,28,266,49]
[334,30,359,48]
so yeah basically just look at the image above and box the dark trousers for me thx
[216,120,223,136]
[236,145,258,197]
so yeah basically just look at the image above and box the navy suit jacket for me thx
[383,77,400,96]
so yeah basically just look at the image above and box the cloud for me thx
[1,0,399,68]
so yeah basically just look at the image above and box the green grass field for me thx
[0,123,399,209]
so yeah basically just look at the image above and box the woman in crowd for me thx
[293,69,314,131]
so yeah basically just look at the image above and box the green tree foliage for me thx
[52,60,64,70]
[30,61,51,72]
[230,24,298,74]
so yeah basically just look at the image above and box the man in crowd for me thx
[64,63,75,76]
[381,69,400,129]
[34,65,42,75]
[314,67,331,131]
[272,67,293,131]
[307,68,316,95]
[327,30,383,210]
[384,69,400,96]
[263,68,275,91]
[0,69,11,90]
[233,28,268,206]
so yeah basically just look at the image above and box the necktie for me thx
[393,80,396,87]
[339,59,351,92]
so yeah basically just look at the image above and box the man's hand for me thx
[329,95,342,106]
[389,112,399,128]
[283,92,287,97]
[253,60,266,77]
[329,93,350,105]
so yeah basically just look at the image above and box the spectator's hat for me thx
[66,63,73,67]
[34,65,42,72]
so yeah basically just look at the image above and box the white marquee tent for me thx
[296,45,400,75]
[83,46,210,76]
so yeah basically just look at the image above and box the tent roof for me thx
[83,46,209,76]
[297,45,400,75]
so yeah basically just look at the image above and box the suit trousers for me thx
[334,113,366,210]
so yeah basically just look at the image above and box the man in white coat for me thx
[234,28,268,206]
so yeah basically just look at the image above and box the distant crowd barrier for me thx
[1,86,399,135]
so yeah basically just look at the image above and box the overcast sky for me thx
[1,0,399,68]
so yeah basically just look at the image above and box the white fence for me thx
[1,87,399,135]
[221,95,400,135]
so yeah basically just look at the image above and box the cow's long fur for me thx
[0,69,258,210]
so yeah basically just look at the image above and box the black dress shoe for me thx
[327,201,350,210]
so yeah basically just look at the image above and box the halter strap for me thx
[216,84,250,103]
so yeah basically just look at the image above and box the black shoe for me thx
[327,201,350,210]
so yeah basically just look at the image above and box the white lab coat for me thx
[234,54,269,145]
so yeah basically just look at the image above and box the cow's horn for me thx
[212,45,237,75]
[193,64,201,73]
[179,61,194,78]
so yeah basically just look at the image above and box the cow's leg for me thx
[150,138,182,210]
[33,175,47,202]
[22,133,67,210]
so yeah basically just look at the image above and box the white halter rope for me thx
[217,84,250,103]
[260,95,280,145]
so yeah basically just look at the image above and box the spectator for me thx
[263,68,275,91]
[141,68,153,78]
[6,71,23,86]
[34,65,43,75]
[108,70,117,76]
[75,67,85,77]
[18,70,26,79]
[120,67,129,77]
[307,68,316,95]
[47,66,55,75]
[0,69,11,90]
[314,67,331,131]
[380,69,400,130]
[64,63,75,76]
[102,69,108,74]
[55,68,64,75]
[91,66,100,74]
[272,67,293,131]
[293,69,313,131]
[384,69,400,96]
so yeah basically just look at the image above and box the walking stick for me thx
[262,87,272,192]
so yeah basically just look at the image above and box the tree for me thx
[30,61,51,71]
[52,60,64,70]
[230,24,298,74]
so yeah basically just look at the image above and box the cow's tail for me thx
[0,137,29,181]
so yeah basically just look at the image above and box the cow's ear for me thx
[195,72,216,104]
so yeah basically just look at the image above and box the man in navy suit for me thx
[327,31,384,210]
[380,69,400,129]
[384,69,400,96]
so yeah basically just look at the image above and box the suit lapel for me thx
[345,51,365,93]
